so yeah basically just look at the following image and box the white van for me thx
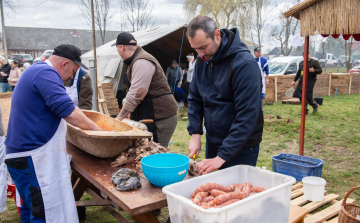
[269,56,303,76]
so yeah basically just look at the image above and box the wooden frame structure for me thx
[284,0,360,155]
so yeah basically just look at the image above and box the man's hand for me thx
[197,156,226,175]
[265,75,269,85]
[309,67,315,73]
[116,109,131,121]
[291,81,295,87]
[188,134,201,159]
[0,72,6,77]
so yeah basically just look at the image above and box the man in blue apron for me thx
[0,105,6,213]
[4,44,102,223]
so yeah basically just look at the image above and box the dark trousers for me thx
[206,141,260,169]
[6,157,45,223]
[299,98,319,112]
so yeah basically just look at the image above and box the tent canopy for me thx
[81,25,197,92]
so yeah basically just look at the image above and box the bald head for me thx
[0,59,7,66]
[49,55,80,82]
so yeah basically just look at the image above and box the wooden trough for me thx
[67,110,152,158]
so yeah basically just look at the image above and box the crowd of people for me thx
[0,14,323,222]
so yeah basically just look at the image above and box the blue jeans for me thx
[205,139,260,169]
[0,82,12,93]
[6,157,45,223]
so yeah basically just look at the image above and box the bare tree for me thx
[184,0,253,39]
[77,0,113,44]
[246,0,270,47]
[118,0,154,32]
[269,0,300,56]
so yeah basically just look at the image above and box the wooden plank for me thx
[75,200,113,206]
[291,195,309,206]
[289,204,309,223]
[291,191,327,206]
[275,77,278,102]
[304,198,355,223]
[291,188,304,199]
[301,194,339,212]
[292,183,303,191]
[326,217,338,223]
[349,75,352,94]
[329,75,332,96]
[133,212,160,223]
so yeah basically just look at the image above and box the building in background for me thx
[4,26,120,59]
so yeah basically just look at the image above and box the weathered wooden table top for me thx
[68,141,177,216]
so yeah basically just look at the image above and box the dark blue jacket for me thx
[187,28,264,162]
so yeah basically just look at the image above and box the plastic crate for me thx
[163,165,296,223]
[272,153,324,181]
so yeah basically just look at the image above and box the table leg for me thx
[73,178,87,201]
[166,217,171,223]
[71,171,79,186]
[132,212,160,223]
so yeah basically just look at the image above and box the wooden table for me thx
[68,142,173,223]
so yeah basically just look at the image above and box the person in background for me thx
[291,52,322,115]
[5,44,102,223]
[113,32,178,148]
[64,67,93,110]
[186,53,195,88]
[254,47,269,107]
[0,105,6,213]
[165,59,183,94]
[23,62,31,70]
[187,15,264,175]
[8,61,22,91]
[0,59,12,93]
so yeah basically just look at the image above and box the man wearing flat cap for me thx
[4,44,102,223]
[113,32,178,148]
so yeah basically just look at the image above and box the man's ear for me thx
[61,60,69,69]
[214,29,221,41]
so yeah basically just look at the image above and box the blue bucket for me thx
[141,153,190,187]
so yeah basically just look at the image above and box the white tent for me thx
[81,25,196,100]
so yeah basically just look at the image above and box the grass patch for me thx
[1,94,360,221]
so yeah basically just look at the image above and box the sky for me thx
[1,0,296,52]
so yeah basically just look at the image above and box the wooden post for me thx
[337,61,340,73]
[328,75,332,96]
[349,75,352,94]
[299,36,310,156]
[91,0,98,111]
[275,77,278,102]
[325,60,327,73]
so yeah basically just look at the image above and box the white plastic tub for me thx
[162,165,296,223]
[302,176,326,201]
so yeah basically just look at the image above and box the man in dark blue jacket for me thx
[187,15,264,175]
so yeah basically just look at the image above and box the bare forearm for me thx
[64,107,102,131]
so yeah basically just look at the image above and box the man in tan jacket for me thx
[114,32,178,148]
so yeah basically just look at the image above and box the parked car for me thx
[318,53,338,67]
[269,56,303,76]
[33,50,54,63]
[349,66,360,73]
[10,54,33,66]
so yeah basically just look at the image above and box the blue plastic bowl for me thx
[141,153,190,187]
